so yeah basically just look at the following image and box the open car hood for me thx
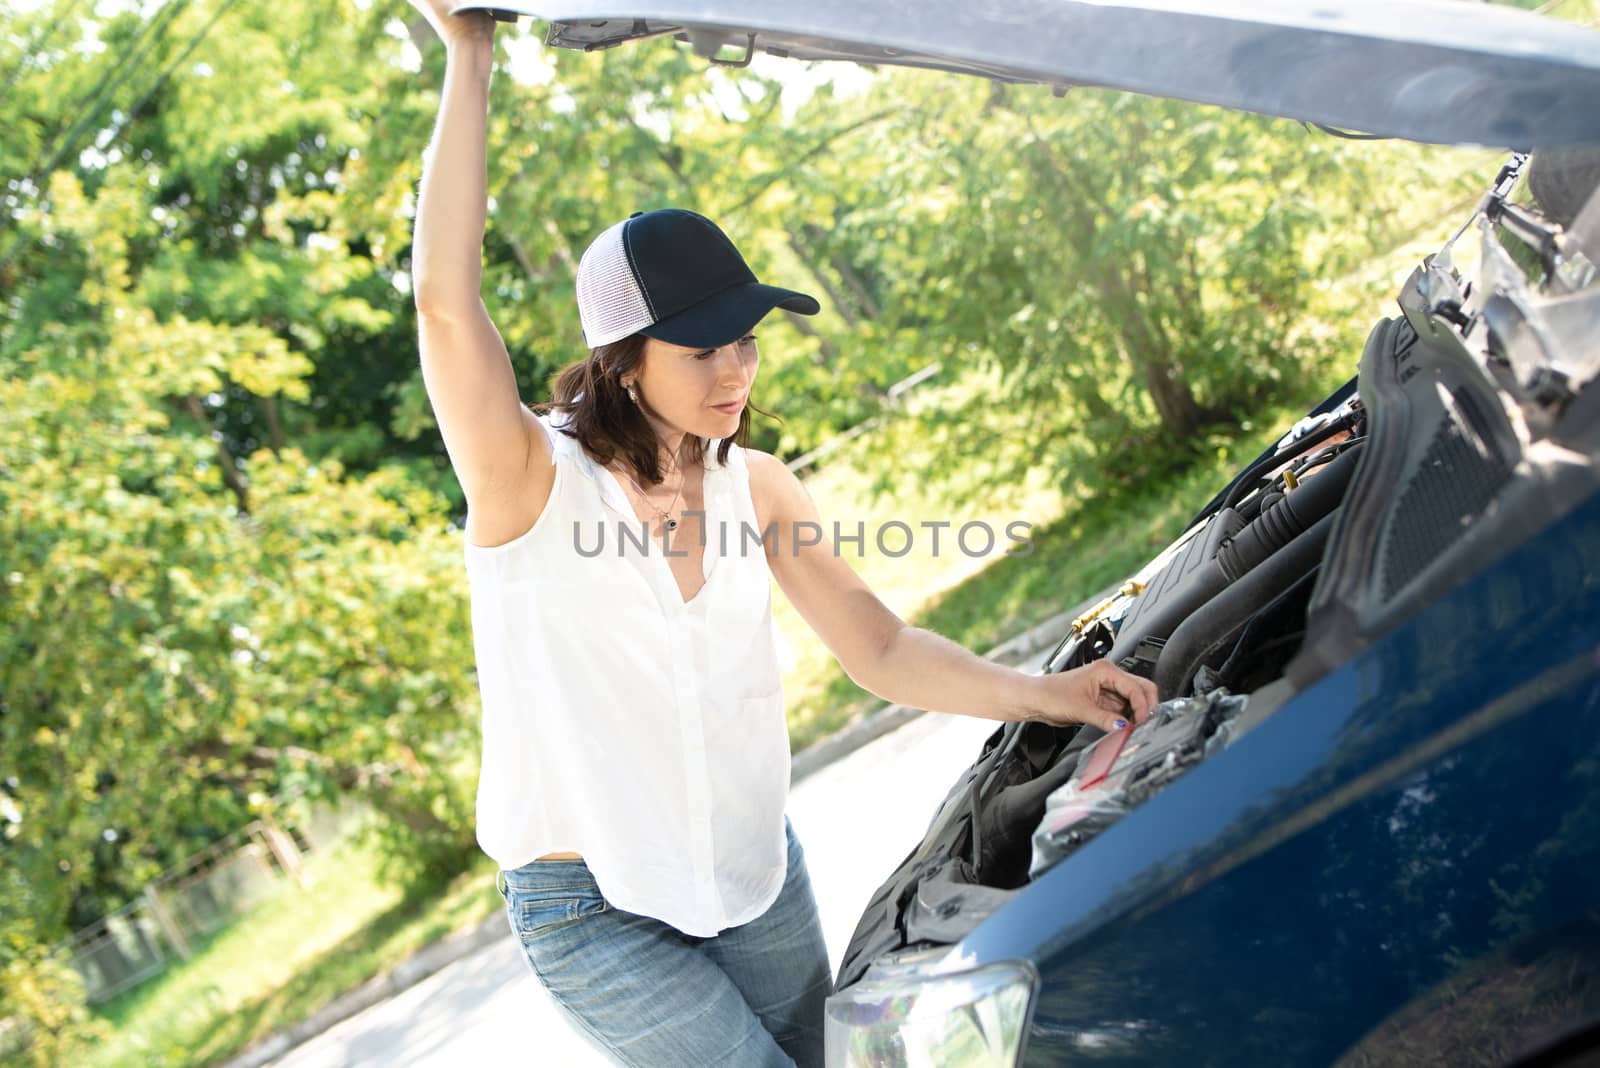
[461,0,1600,148]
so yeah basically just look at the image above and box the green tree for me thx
[774,69,1475,500]
[1,0,487,972]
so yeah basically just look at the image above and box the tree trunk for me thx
[259,395,285,451]
[1091,266,1205,439]
[183,396,250,513]
[783,309,838,366]
[787,232,857,327]
[830,253,882,321]
[543,218,579,282]
[802,222,881,320]
[1140,358,1204,439]
[507,234,541,285]
[1023,131,1206,439]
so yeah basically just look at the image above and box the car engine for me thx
[836,150,1600,990]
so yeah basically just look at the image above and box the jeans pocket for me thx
[507,884,611,942]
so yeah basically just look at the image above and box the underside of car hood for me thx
[462,0,1600,148]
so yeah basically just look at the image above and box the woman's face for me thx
[630,332,760,448]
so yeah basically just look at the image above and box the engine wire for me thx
[1219,413,1356,512]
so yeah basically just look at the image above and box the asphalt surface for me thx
[266,710,1000,1067]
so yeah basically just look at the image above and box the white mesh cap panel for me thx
[576,219,654,349]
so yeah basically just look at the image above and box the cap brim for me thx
[639,282,821,350]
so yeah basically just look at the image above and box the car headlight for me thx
[824,959,1038,1067]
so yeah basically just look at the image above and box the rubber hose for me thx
[1110,445,1361,668]
[1216,445,1363,581]
[1155,512,1337,699]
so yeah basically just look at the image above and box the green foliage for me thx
[0,944,112,1066]
[774,70,1482,504]
[1,2,484,958]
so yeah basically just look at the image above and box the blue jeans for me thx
[497,817,832,1067]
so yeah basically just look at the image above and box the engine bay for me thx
[835,151,1600,991]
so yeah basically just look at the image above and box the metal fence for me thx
[784,362,942,476]
[58,798,368,1006]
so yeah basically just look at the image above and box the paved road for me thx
[268,710,1000,1067]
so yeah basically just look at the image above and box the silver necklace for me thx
[617,457,686,532]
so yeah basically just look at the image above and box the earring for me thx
[626,382,639,405]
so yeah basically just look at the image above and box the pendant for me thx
[664,517,679,531]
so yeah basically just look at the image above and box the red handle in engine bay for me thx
[1077,722,1134,788]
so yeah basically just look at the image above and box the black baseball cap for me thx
[576,208,821,350]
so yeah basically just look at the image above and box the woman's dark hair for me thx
[528,334,777,485]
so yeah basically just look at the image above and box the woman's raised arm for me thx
[747,450,1158,731]
[408,1,552,522]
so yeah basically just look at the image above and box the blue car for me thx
[478,2,1600,1063]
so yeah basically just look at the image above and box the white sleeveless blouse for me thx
[464,411,790,937]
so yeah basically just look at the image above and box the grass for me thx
[83,818,504,1068]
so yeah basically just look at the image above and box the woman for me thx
[406,3,1158,1064]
